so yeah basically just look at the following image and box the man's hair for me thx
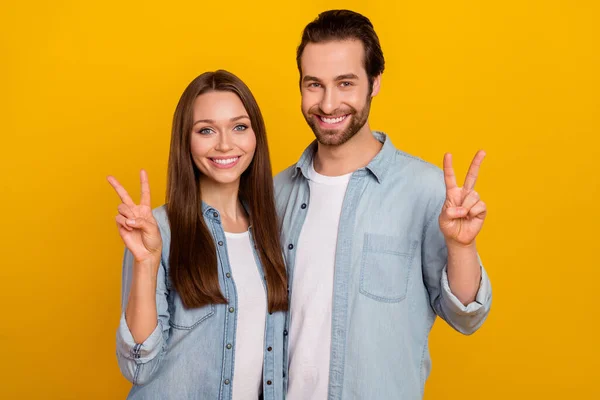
[296,9,385,90]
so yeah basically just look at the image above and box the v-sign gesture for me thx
[107,170,162,265]
[439,151,487,247]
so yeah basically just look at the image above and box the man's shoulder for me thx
[391,149,443,181]
[384,148,446,200]
[274,164,297,189]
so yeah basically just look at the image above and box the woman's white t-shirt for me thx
[225,230,267,400]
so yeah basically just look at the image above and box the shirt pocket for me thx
[167,286,216,330]
[359,233,419,303]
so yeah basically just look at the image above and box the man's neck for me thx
[313,124,382,176]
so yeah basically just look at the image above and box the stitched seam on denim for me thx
[211,220,235,400]
[405,239,418,299]
[359,289,405,303]
[419,342,427,394]
[419,317,434,394]
[117,345,132,361]
[435,296,450,323]
[133,343,142,360]
[365,250,411,256]
[422,196,445,243]
[359,246,405,302]
[264,313,275,397]
[282,179,309,395]
[248,227,273,395]
[360,237,418,302]
[168,304,215,330]
[396,149,436,165]
[327,176,361,400]
[133,363,141,386]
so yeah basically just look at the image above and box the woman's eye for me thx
[198,128,213,135]
[234,124,248,131]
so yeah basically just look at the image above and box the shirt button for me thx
[229,307,235,313]
[213,212,219,218]
[226,272,231,278]
[288,244,294,250]
[267,346,272,352]
[226,344,232,349]
[218,241,224,246]
[283,372,286,378]
[224,379,230,385]
[283,330,288,336]
[267,380,272,385]
[301,203,307,209]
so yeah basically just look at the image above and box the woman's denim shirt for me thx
[116,204,286,399]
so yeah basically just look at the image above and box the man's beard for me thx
[303,97,372,146]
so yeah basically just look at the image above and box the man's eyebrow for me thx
[335,73,359,81]
[302,75,322,83]
[302,74,360,83]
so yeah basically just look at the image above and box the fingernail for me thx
[127,219,136,225]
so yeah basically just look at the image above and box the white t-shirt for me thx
[287,162,351,400]
[225,230,267,400]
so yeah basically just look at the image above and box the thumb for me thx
[444,207,468,219]
[126,217,156,233]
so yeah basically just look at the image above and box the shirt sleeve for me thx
[115,248,171,385]
[422,195,492,335]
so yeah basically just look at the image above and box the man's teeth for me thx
[320,115,347,124]
[213,157,239,165]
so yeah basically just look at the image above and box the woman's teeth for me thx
[212,157,239,165]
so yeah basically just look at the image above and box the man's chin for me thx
[314,129,353,146]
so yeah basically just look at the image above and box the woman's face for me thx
[190,91,257,186]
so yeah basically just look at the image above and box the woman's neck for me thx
[199,178,249,233]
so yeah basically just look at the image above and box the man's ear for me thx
[371,74,382,97]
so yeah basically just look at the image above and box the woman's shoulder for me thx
[152,205,170,235]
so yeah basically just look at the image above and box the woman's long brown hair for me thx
[166,70,288,312]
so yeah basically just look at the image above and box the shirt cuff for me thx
[441,265,491,316]
[116,312,164,364]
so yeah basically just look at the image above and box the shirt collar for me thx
[292,131,396,184]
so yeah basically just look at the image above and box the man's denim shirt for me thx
[116,205,286,400]
[274,132,492,399]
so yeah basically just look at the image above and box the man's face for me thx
[300,40,380,146]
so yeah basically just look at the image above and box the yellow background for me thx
[1,0,599,398]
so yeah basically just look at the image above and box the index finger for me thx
[140,169,151,207]
[107,175,135,206]
[463,150,486,191]
[443,153,458,190]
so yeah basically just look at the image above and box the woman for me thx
[107,70,288,399]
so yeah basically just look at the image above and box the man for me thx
[274,9,492,400]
